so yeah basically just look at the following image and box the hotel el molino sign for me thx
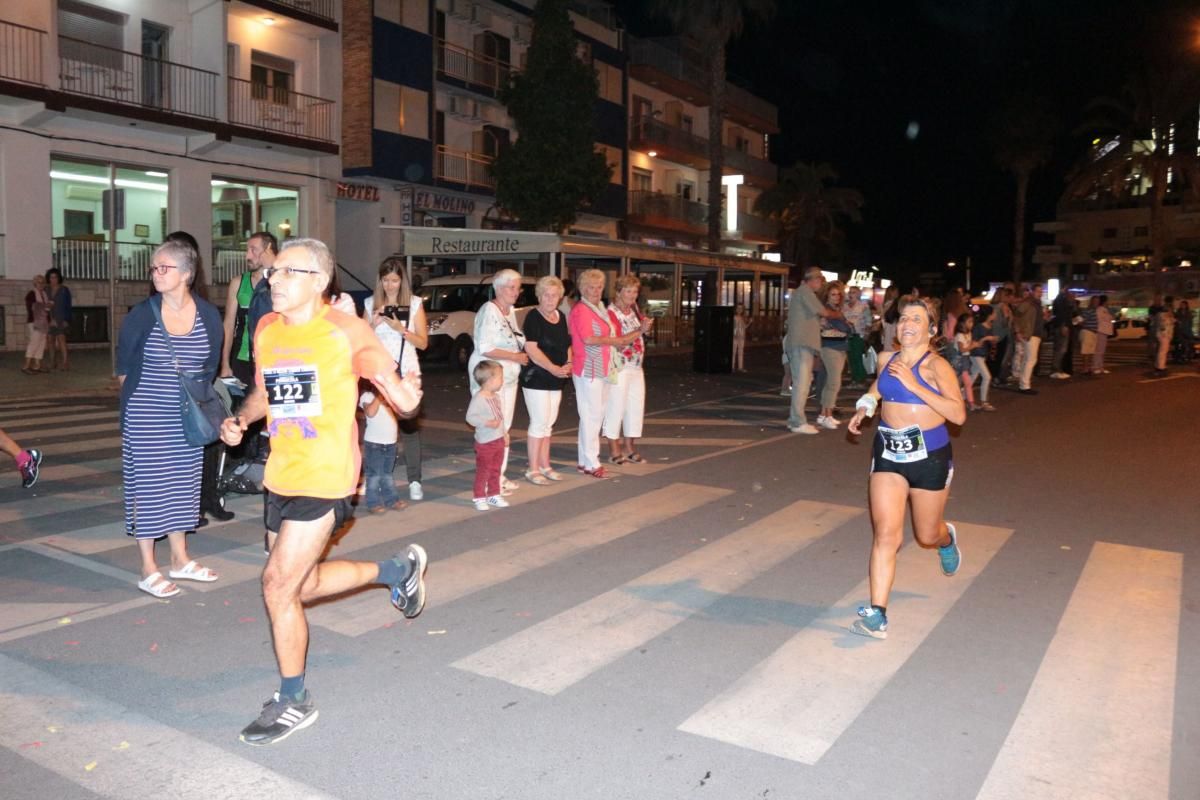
[336,181,380,202]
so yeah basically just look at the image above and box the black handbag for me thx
[149,299,228,446]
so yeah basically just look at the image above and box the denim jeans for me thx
[786,346,817,427]
[363,441,400,510]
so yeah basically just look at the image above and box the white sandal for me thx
[138,571,180,598]
[167,560,219,582]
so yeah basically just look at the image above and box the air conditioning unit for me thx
[66,185,104,201]
[469,5,492,28]
[513,24,530,45]
[446,0,471,20]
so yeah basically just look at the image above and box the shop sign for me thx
[400,228,561,256]
[336,182,380,202]
[413,190,476,215]
[847,269,875,289]
[398,187,414,225]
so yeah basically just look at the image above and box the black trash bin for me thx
[694,305,734,373]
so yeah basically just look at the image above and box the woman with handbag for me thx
[117,240,223,598]
[362,258,428,501]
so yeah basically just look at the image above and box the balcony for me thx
[723,146,777,186]
[628,190,708,233]
[437,40,510,95]
[58,36,218,120]
[228,76,336,146]
[233,0,337,31]
[436,145,495,190]
[735,211,776,243]
[631,116,710,169]
[724,82,779,135]
[0,19,46,87]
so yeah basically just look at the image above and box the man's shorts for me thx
[263,491,354,534]
[870,435,954,492]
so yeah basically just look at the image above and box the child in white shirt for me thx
[465,360,508,511]
[360,388,407,513]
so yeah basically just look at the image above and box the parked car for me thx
[1112,318,1148,339]
[417,274,538,369]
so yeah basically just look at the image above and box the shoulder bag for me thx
[149,299,228,446]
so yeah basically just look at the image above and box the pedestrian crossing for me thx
[0,394,1187,799]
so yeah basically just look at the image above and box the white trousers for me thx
[499,381,517,476]
[1014,336,1041,390]
[522,387,563,439]
[603,366,645,439]
[573,374,609,470]
[25,324,47,360]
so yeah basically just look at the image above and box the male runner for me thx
[220,238,427,746]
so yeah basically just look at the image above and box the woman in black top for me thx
[521,276,573,485]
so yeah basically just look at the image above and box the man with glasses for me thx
[219,238,427,747]
[221,232,277,386]
[785,267,844,434]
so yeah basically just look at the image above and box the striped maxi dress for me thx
[122,316,209,538]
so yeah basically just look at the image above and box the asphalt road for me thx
[0,346,1196,800]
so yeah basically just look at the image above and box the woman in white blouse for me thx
[468,268,528,493]
[362,259,428,500]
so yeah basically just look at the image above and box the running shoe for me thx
[486,495,510,508]
[388,543,428,619]
[788,423,819,434]
[938,523,961,576]
[850,606,888,640]
[239,691,318,746]
[409,481,423,501]
[816,415,840,430]
[473,498,489,512]
[19,448,42,489]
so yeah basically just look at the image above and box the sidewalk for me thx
[0,347,119,400]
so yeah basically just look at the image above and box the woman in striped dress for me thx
[118,240,223,598]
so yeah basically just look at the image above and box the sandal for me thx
[540,468,564,481]
[167,560,218,583]
[578,466,608,479]
[625,453,645,463]
[980,403,997,412]
[524,469,550,486]
[138,571,180,598]
[608,454,627,465]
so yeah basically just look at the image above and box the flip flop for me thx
[167,560,218,583]
[608,455,627,465]
[625,453,645,463]
[138,571,180,598]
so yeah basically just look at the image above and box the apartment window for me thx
[632,168,653,193]
[576,41,592,65]
[374,79,429,139]
[1134,225,1149,237]
[680,114,693,135]
[595,61,621,104]
[1102,227,1118,239]
[58,0,127,67]
[251,50,293,104]
[595,143,622,184]
[677,180,695,201]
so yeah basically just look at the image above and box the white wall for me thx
[227,14,326,97]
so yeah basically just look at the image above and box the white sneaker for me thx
[788,423,820,434]
[1049,372,1068,379]
[472,498,489,512]
[816,415,840,430]
[487,495,510,508]
[408,481,423,501]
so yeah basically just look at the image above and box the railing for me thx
[568,0,618,29]
[628,38,708,92]
[632,116,710,162]
[723,146,777,184]
[628,190,708,230]
[228,76,335,143]
[263,0,336,24]
[436,145,495,190]
[0,20,46,86]
[736,211,776,241]
[58,36,217,119]
[725,82,778,129]
[437,40,510,93]
[51,238,155,281]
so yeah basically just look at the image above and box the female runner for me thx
[846,297,966,639]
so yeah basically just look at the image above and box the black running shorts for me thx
[264,491,353,534]
[870,436,954,491]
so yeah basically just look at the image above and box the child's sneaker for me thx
[487,495,510,508]
[850,606,888,639]
[473,498,489,512]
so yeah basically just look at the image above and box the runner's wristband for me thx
[855,394,877,417]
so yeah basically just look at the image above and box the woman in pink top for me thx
[568,269,640,478]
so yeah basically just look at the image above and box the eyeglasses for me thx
[148,264,179,275]
[264,266,321,280]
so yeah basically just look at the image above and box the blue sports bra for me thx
[877,351,941,405]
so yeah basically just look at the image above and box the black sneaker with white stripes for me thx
[389,543,428,619]
[239,691,318,746]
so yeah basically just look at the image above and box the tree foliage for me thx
[754,161,864,276]
[492,0,610,233]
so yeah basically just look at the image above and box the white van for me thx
[417,274,538,369]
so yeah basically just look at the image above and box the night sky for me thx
[611,0,1180,287]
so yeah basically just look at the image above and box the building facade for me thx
[0,0,341,351]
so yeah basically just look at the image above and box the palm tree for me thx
[992,90,1058,285]
[754,161,864,277]
[649,0,775,252]
[1067,26,1200,271]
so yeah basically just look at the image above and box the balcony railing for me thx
[725,82,778,130]
[213,247,249,284]
[632,116,709,163]
[437,40,510,94]
[51,237,155,281]
[628,190,708,230]
[723,146,777,185]
[228,76,335,143]
[262,0,336,24]
[628,38,708,92]
[736,211,776,241]
[436,145,495,190]
[1,19,46,86]
[58,36,217,119]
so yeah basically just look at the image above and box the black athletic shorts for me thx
[264,491,353,534]
[870,435,954,491]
